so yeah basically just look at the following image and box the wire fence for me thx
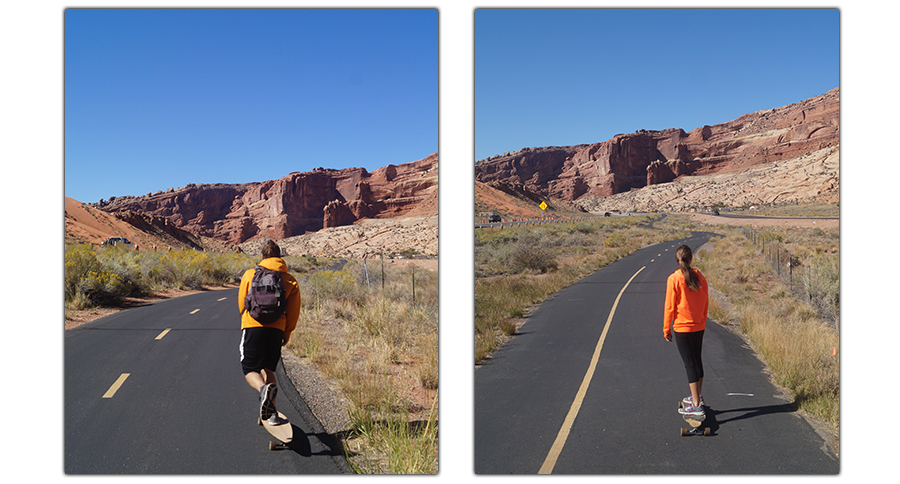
[741,227,840,332]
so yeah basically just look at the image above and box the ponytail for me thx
[676,245,700,291]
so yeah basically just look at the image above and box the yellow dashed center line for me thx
[217,297,228,301]
[190,309,200,314]
[538,266,645,474]
[102,373,130,399]
[155,328,171,340]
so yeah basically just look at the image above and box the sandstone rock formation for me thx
[94,153,438,245]
[576,145,839,213]
[475,89,839,202]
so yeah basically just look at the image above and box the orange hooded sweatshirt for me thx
[238,257,301,343]
[663,268,709,338]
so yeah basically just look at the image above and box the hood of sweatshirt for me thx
[258,257,287,273]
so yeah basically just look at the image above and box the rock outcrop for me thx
[94,153,438,245]
[475,88,839,201]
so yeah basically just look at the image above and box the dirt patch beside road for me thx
[690,213,838,229]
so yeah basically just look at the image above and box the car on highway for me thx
[101,236,134,247]
[488,214,501,223]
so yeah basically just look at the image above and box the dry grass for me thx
[694,230,839,431]
[285,259,438,474]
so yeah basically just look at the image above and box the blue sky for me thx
[65,8,438,203]
[475,8,840,161]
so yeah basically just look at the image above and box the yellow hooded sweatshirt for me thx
[238,257,301,343]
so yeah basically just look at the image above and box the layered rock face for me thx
[475,88,839,201]
[95,153,438,245]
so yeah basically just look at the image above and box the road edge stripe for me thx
[538,266,645,474]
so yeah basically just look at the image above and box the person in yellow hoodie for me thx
[238,240,301,423]
[664,244,709,416]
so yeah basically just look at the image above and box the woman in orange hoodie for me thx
[664,245,709,416]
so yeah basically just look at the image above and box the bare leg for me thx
[244,368,277,392]
[689,378,704,407]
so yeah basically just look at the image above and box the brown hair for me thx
[262,240,282,259]
[676,245,701,291]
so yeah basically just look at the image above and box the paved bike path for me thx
[474,234,838,474]
[65,288,347,474]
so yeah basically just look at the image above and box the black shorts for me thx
[240,327,284,375]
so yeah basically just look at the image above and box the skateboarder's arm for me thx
[281,274,301,344]
[663,274,678,339]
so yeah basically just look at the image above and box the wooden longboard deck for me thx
[259,411,293,445]
[682,414,705,427]
[678,401,710,436]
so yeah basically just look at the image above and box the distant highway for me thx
[475,214,625,229]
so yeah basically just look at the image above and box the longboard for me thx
[678,401,711,437]
[259,411,294,450]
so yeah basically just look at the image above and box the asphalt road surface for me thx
[474,233,839,474]
[65,288,348,474]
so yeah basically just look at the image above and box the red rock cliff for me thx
[475,88,839,201]
[96,153,438,244]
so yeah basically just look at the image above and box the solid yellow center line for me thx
[102,373,130,399]
[155,328,171,340]
[538,266,645,474]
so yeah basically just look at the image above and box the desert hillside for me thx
[474,180,586,222]
[65,196,202,250]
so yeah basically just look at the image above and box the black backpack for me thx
[244,266,286,324]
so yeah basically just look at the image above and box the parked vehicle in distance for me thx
[101,236,134,247]
[488,214,501,223]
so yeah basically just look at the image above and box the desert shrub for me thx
[75,269,133,306]
[603,233,627,248]
[305,269,364,307]
[509,242,558,274]
[157,250,211,290]
[65,244,135,308]
[65,244,102,302]
[800,253,840,324]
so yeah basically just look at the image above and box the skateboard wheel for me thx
[704,428,711,436]
[269,441,277,451]
[680,428,687,437]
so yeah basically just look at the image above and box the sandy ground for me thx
[689,213,838,229]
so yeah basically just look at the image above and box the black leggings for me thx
[674,330,704,384]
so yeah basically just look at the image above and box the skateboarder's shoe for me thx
[260,383,278,420]
[682,395,705,407]
[267,413,288,426]
[678,402,705,416]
